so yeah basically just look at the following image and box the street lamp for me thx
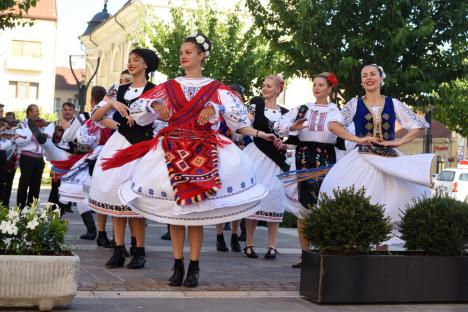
[69,54,100,113]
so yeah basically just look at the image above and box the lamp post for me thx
[69,55,100,113]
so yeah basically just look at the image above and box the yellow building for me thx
[0,0,57,114]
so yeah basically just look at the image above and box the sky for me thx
[55,0,128,67]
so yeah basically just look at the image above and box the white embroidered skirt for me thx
[88,132,142,218]
[319,148,436,222]
[118,138,268,226]
[243,143,298,223]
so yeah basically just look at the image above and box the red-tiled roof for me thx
[5,0,57,21]
[55,67,85,91]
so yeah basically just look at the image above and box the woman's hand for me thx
[111,101,129,118]
[152,102,170,121]
[275,140,288,150]
[290,118,308,131]
[127,115,135,127]
[257,131,276,142]
[198,106,216,125]
[380,140,401,148]
[356,136,379,146]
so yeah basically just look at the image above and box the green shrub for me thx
[303,186,392,255]
[400,196,468,256]
[0,199,69,255]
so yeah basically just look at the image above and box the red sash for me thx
[102,79,230,206]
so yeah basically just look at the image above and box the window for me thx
[54,98,61,114]
[11,40,42,57]
[8,81,39,99]
[459,173,468,182]
[437,171,456,182]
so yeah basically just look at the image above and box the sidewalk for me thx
[6,187,468,311]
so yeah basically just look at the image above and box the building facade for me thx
[0,0,57,114]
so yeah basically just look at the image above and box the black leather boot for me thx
[129,236,137,256]
[79,211,97,240]
[96,231,114,248]
[216,234,229,252]
[127,247,146,269]
[183,260,200,288]
[168,258,184,286]
[105,245,126,268]
[230,234,241,252]
[161,224,171,240]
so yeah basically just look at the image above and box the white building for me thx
[0,0,57,114]
[79,0,315,109]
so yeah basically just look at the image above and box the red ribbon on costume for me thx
[102,80,231,205]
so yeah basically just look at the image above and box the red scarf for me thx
[102,79,230,206]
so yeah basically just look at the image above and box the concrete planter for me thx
[0,254,80,311]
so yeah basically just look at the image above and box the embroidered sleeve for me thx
[61,119,81,143]
[91,84,119,121]
[275,106,298,137]
[326,106,344,125]
[152,119,169,136]
[393,98,429,129]
[76,124,97,147]
[218,89,250,131]
[341,98,358,127]
[130,84,168,126]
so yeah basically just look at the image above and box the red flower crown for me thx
[327,73,339,87]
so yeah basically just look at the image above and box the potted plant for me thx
[0,200,79,311]
[300,188,468,303]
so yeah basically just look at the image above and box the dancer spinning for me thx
[88,48,160,269]
[275,72,345,267]
[322,64,434,242]
[103,33,274,287]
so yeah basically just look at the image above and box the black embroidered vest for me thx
[252,96,290,172]
[115,82,155,145]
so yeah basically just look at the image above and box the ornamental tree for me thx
[136,1,283,97]
[247,0,467,108]
[0,0,38,30]
[433,79,468,137]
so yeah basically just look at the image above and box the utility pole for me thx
[69,55,100,113]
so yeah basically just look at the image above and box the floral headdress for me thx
[187,33,211,57]
[327,72,339,87]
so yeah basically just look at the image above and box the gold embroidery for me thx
[362,96,386,141]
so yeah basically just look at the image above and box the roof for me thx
[82,2,111,36]
[396,120,452,139]
[55,67,85,91]
[9,0,58,21]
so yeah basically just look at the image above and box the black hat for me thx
[130,48,160,73]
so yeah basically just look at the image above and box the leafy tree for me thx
[432,79,468,137]
[136,1,283,97]
[247,0,467,107]
[0,0,38,30]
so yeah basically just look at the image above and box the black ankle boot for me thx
[96,231,114,248]
[230,234,241,252]
[105,246,126,268]
[161,224,171,240]
[129,236,137,256]
[216,234,229,252]
[80,211,97,240]
[183,260,200,288]
[168,258,184,286]
[127,247,146,269]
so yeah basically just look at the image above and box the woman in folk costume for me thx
[241,75,295,260]
[322,64,434,244]
[102,33,275,287]
[59,86,114,241]
[88,48,160,269]
[275,72,352,268]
